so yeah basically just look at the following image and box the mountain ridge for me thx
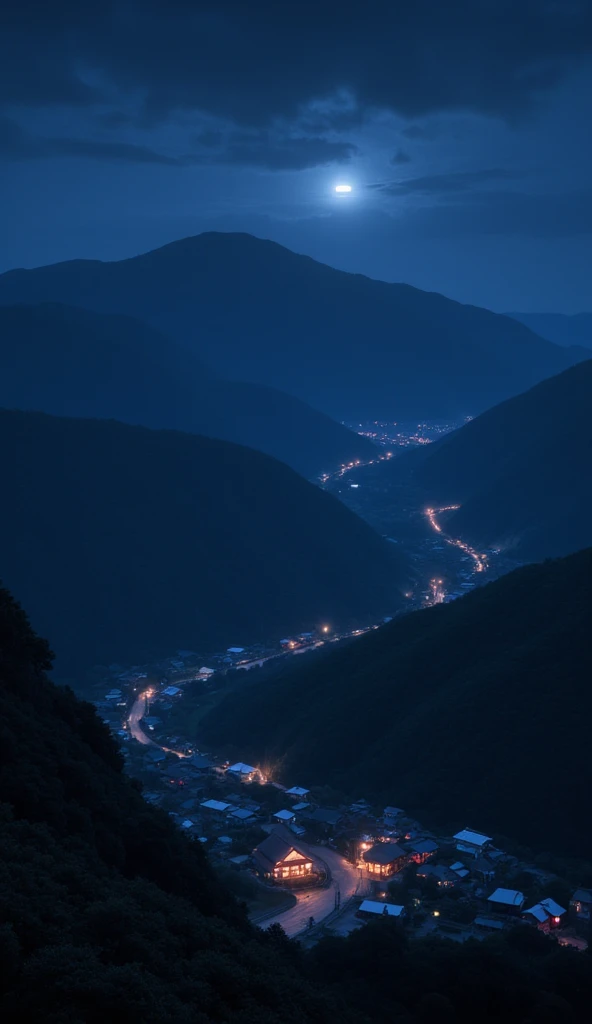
[0,301,375,478]
[0,231,587,422]
[385,358,592,561]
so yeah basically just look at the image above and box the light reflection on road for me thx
[425,506,488,573]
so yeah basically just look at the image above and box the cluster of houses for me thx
[91,655,591,949]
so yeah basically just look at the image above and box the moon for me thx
[335,184,352,193]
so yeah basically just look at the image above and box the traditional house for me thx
[453,829,493,858]
[418,863,457,887]
[363,842,407,878]
[383,806,404,825]
[227,762,257,781]
[487,888,525,916]
[286,786,310,799]
[303,807,343,834]
[522,898,566,932]
[200,798,232,815]
[357,900,406,920]
[273,809,296,825]
[405,839,438,865]
[570,888,592,920]
[252,833,314,883]
[228,807,258,825]
[472,857,496,883]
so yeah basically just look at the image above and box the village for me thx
[91,640,592,949]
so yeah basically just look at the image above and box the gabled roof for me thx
[523,904,548,924]
[286,786,310,797]
[572,888,592,903]
[229,807,257,820]
[363,843,406,865]
[488,887,525,907]
[454,829,492,847]
[538,897,566,917]
[253,833,308,869]
[200,799,231,812]
[406,839,438,855]
[228,762,256,774]
[274,809,295,821]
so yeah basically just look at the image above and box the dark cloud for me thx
[0,118,196,165]
[210,133,358,170]
[0,118,354,171]
[1,1,591,125]
[372,168,518,196]
[390,149,411,165]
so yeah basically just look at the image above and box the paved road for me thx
[128,692,154,745]
[261,843,362,937]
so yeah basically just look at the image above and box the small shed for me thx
[358,900,405,919]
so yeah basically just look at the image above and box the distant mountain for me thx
[507,311,592,349]
[0,584,358,1022]
[0,303,375,478]
[387,359,592,561]
[199,549,592,857]
[0,409,405,675]
[0,233,587,421]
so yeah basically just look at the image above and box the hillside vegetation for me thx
[200,550,592,856]
[389,359,592,561]
[0,302,375,478]
[0,583,363,1023]
[0,409,405,675]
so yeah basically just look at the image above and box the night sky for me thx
[1,1,591,311]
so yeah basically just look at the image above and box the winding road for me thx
[425,505,488,573]
[259,842,364,937]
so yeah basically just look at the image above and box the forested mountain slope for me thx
[200,550,592,856]
[0,303,375,478]
[0,409,405,674]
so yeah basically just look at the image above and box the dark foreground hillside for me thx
[2,587,592,1022]
[0,584,359,1023]
[0,303,375,478]
[0,409,404,675]
[387,359,592,562]
[200,550,592,857]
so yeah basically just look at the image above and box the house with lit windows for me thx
[362,842,407,878]
[252,833,315,884]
